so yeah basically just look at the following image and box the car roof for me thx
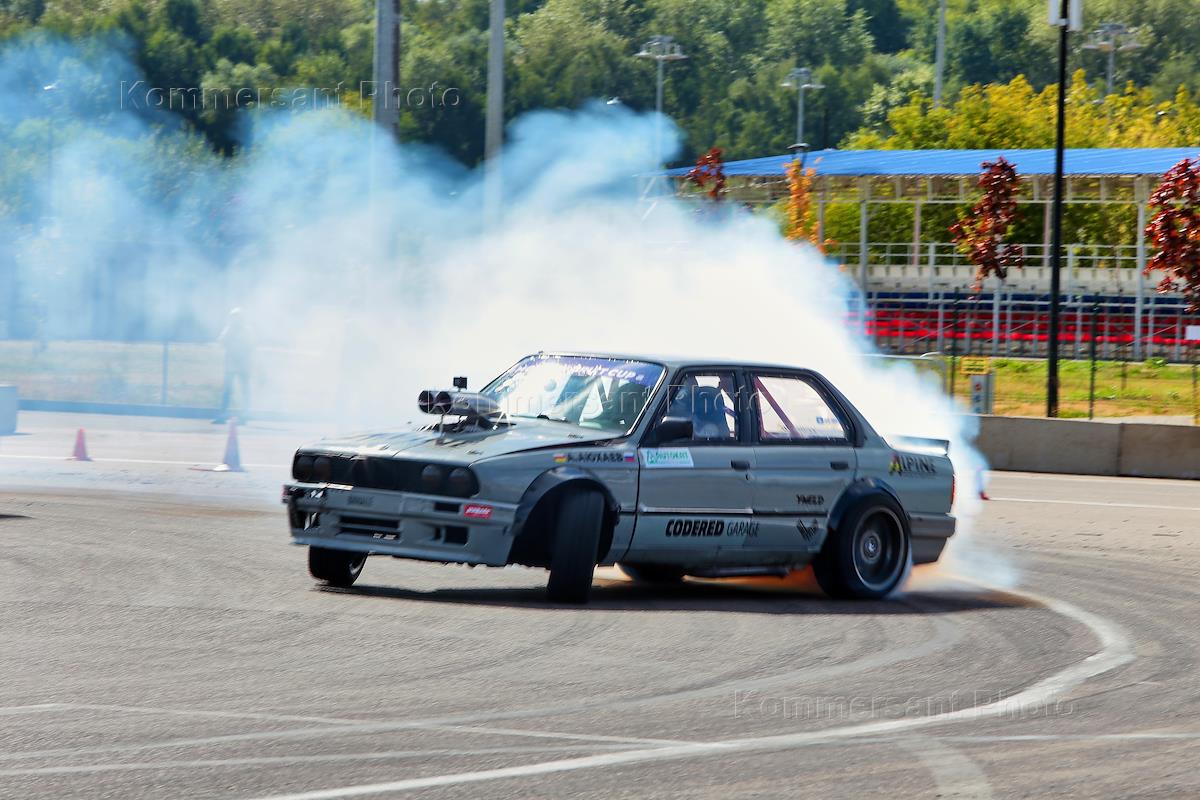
[535,351,815,374]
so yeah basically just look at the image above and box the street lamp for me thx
[1082,23,1142,96]
[635,35,687,165]
[781,67,824,151]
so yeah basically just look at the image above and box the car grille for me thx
[311,455,425,492]
[292,454,478,497]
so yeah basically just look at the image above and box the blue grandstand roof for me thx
[665,148,1200,178]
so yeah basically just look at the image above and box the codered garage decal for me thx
[665,518,758,538]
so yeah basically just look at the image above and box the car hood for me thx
[302,418,622,464]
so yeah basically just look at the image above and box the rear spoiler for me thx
[886,435,951,456]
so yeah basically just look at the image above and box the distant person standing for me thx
[214,308,252,423]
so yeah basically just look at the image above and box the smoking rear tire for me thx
[546,488,604,604]
[813,497,909,600]
[308,547,366,588]
[619,563,685,584]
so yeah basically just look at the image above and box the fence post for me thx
[949,291,960,400]
[1192,344,1198,425]
[1005,286,1014,356]
[991,280,1001,356]
[858,180,869,334]
[1089,297,1099,420]
[936,290,945,353]
[1135,179,1147,361]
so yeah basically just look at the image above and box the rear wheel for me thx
[813,499,908,600]
[308,547,366,588]
[546,488,604,604]
[619,563,686,584]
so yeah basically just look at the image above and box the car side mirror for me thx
[652,416,693,445]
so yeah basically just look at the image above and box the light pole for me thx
[635,35,687,165]
[1046,0,1081,418]
[485,0,505,160]
[782,67,823,149]
[371,0,400,132]
[933,0,947,107]
[41,81,59,232]
[1082,23,1141,96]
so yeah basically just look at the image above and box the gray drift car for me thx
[284,353,955,603]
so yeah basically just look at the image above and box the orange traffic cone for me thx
[68,428,92,462]
[213,419,244,472]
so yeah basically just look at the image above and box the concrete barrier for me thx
[975,415,1200,480]
[1118,423,1200,480]
[0,385,16,434]
[975,415,1122,476]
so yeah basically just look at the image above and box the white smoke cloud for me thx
[1,35,1008,585]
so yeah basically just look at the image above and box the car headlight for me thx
[446,467,478,497]
[421,464,446,493]
[293,455,314,482]
[313,456,333,482]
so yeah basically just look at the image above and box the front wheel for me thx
[546,488,604,604]
[309,547,366,588]
[813,499,909,600]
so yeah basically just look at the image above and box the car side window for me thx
[750,374,849,443]
[661,371,740,442]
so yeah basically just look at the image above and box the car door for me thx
[631,369,755,569]
[743,371,858,561]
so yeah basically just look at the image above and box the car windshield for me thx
[482,355,664,433]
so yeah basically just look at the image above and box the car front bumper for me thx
[283,483,518,567]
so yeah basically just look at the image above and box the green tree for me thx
[207,24,256,65]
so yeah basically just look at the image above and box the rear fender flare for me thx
[825,478,910,543]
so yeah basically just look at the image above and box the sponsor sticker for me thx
[640,448,694,469]
[462,504,493,520]
[554,451,634,464]
[796,519,821,541]
[664,518,758,538]
[889,452,937,477]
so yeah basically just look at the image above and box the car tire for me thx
[813,497,909,600]
[619,563,685,584]
[308,546,366,588]
[546,488,604,604]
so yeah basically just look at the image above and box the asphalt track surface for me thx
[2,412,1199,799]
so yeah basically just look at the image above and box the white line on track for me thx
[0,744,637,778]
[895,735,994,800]
[0,453,287,469]
[991,472,1200,488]
[989,496,1200,512]
[234,591,1133,800]
[422,724,694,747]
[58,704,364,726]
[0,704,66,717]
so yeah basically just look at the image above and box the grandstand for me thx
[669,148,1200,361]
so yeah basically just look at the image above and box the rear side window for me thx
[750,374,848,443]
